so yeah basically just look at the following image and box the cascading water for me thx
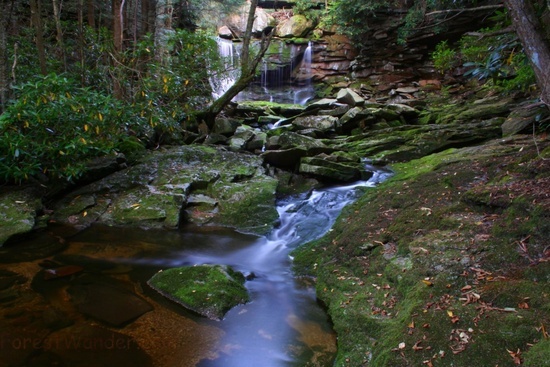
[0,163,392,367]
[211,38,316,105]
[210,37,240,99]
[292,41,314,105]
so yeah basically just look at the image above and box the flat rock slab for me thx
[148,265,249,321]
[68,280,153,327]
[38,324,153,366]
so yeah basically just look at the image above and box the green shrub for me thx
[432,41,457,73]
[0,74,139,183]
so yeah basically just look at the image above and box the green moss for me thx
[211,175,279,235]
[147,265,249,320]
[524,339,550,367]
[291,136,550,367]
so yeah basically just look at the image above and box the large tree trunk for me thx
[200,0,273,131]
[505,0,550,105]
[87,0,96,28]
[112,0,125,99]
[30,0,47,75]
[154,0,174,64]
[0,0,13,113]
[113,0,124,54]
[52,0,67,71]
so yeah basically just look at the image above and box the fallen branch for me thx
[464,26,515,39]
[425,4,504,17]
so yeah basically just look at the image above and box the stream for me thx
[0,165,391,367]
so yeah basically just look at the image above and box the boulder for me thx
[338,106,364,133]
[51,146,279,235]
[68,276,153,327]
[261,147,307,170]
[501,104,549,136]
[276,15,314,38]
[148,265,249,321]
[0,188,43,246]
[336,88,365,106]
[299,154,363,182]
[292,115,338,132]
[218,25,233,39]
[278,131,329,151]
[229,126,255,151]
[213,117,241,136]
[247,131,268,151]
[226,2,275,36]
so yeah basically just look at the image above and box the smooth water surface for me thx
[0,166,391,366]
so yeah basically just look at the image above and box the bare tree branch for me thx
[424,4,504,17]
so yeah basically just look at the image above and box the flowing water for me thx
[211,38,315,105]
[0,165,391,367]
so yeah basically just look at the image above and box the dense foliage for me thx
[0,1,231,184]
[431,10,536,93]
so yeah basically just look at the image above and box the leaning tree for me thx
[199,0,274,132]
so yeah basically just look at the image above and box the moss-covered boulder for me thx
[52,145,279,235]
[0,188,43,246]
[147,265,249,321]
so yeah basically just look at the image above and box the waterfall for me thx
[293,42,314,105]
[212,39,315,105]
[210,37,240,99]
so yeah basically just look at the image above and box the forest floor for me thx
[292,133,550,367]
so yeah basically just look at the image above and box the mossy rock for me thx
[147,265,249,321]
[292,135,550,366]
[0,187,42,246]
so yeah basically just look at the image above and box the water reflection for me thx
[0,166,391,366]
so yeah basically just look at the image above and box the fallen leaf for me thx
[506,348,522,365]
[412,341,423,351]
[422,279,433,287]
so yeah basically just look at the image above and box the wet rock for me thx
[40,324,153,366]
[338,106,365,133]
[319,104,351,117]
[42,307,74,331]
[68,275,153,327]
[247,131,268,151]
[0,269,27,290]
[43,265,84,280]
[0,232,68,264]
[386,103,421,120]
[457,99,512,121]
[148,265,249,321]
[218,25,233,39]
[204,133,228,145]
